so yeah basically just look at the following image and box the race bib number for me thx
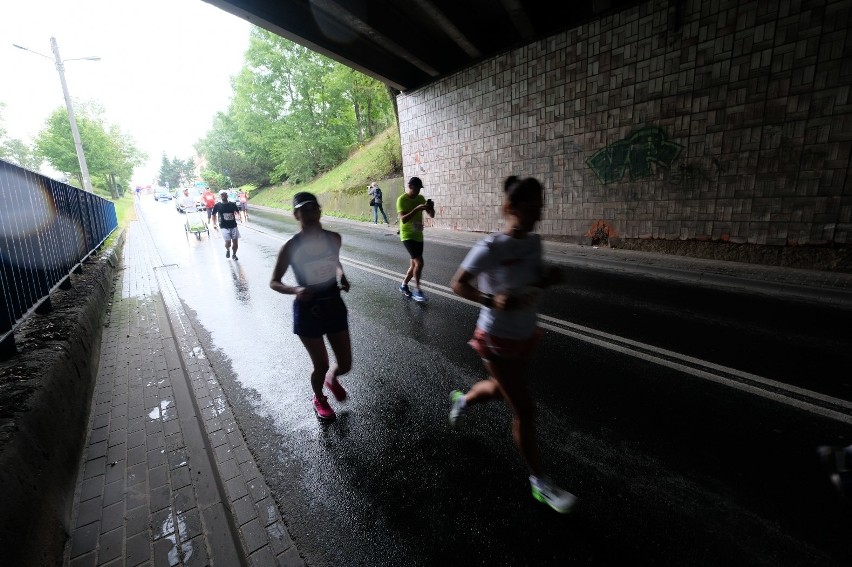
[223,213,235,221]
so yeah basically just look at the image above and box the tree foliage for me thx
[196,27,396,187]
[158,154,195,189]
[34,102,145,197]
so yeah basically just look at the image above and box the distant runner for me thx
[212,191,241,260]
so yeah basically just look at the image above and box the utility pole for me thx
[50,37,94,193]
[14,38,99,193]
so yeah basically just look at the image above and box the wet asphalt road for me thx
[138,198,851,566]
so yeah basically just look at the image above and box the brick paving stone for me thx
[233,495,259,526]
[173,485,197,515]
[240,519,268,555]
[152,537,177,567]
[125,531,152,567]
[180,536,209,567]
[100,501,126,533]
[69,520,100,558]
[98,526,125,564]
[75,495,103,528]
[69,551,97,567]
[265,522,294,556]
[148,464,168,489]
[250,546,277,567]
[103,479,125,507]
[177,508,203,542]
[80,475,105,503]
[218,458,241,481]
[150,485,171,513]
[150,506,175,541]
[170,466,191,491]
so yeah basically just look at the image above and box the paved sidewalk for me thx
[64,222,302,567]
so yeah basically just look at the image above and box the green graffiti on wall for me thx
[586,127,683,185]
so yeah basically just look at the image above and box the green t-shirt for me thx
[397,193,426,242]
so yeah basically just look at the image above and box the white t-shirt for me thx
[460,232,543,339]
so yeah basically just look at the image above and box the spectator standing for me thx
[396,176,435,302]
[269,192,352,420]
[212,191,242,260]
[448,175,577,514]
[368,182,389,225]
[202,187,217,222]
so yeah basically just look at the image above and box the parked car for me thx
[174,188,205,212]
[153,187,172,201]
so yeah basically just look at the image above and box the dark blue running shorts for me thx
[293,295,348,338]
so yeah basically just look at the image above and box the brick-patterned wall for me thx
[397,0,852,245]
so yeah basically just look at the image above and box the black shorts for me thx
[293,294,348,338]
[402,239,424,259]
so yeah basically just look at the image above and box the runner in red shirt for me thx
[202,188,217,223]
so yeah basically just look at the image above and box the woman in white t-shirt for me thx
[448,176,577,514]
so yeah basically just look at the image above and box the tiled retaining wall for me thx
[397,0,852,245]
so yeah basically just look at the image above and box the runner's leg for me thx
[299,336,330,397]
[325,330,352,380]
[412,256,424,288]
[485,355,542,476]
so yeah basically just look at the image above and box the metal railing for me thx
[0,159,117,357]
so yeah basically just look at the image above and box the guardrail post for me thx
[35,298,53,315]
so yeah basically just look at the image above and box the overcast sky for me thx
[1,0,252,185]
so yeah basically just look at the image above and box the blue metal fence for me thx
[0,159,117,355]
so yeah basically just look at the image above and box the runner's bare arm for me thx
[332,232,350,292]
[269,241,310,300]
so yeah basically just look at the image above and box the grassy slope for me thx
[250,125,401,212]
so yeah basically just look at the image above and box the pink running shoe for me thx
[324,371,348,402]
[313,394,336,420]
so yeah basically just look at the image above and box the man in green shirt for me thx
[397,176,435,302]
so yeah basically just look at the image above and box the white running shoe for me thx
[530,475,577,514]
[449,390,466,427]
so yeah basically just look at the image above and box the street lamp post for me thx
[13,37,100,193]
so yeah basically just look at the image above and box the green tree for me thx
[34,103,144,196]
[2,138,42,170]
[158,154,195,189]
[196,27,396,187]
[195,111,271,187]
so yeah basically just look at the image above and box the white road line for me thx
[252,225,852,424]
